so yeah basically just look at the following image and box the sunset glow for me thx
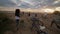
[55,7,60,11]
[43,8,54,13]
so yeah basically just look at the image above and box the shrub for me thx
[0,13,13,34]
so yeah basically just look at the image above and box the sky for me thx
[0,0,60,9]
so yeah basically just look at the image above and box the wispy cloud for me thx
[0,0,60,8]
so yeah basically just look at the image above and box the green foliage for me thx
[0,13,13,34]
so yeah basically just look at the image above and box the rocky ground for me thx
[0,11,60,34]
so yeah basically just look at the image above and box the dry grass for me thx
[0,11,60,34]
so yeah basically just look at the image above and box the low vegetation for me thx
[0,13,14,34]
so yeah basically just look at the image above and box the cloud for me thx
[0,0,60,8]
[19,0,49,8]
[48,0,60,7]
[0,0,17,7]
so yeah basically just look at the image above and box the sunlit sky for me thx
[0,0,60,12]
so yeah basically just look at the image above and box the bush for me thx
[53,11,60,15]
[0,13,13,34]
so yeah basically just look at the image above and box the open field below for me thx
[0,11,60,34]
